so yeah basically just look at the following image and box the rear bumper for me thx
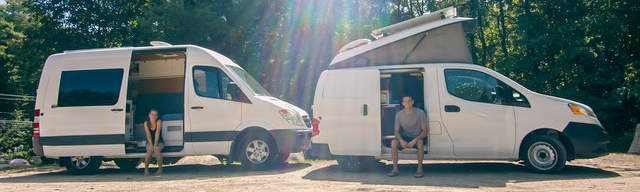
[270,129,312,153]
[32,137,44,156]
[562,122,609,159]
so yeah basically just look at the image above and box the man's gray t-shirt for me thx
[394,108,428,138]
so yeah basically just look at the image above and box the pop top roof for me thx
[329,7,477,69]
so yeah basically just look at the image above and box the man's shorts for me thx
[396,135,427,150]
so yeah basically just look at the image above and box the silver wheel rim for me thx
[528,142,557,170]
[70,156,90,169]
[245,140,269,164]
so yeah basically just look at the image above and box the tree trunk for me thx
[498,0,508,58]
[523,0,535,59]
[628,123,640,153]
[477,1,488,65]
[468,0,479,63]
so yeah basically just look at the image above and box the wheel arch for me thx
[519,128,575,161]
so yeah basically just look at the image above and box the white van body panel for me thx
[313,69,381,156]
[436,66,516,157]
[185,47,241,155]
[38,49,132,157]
[239,96,308,130]
[422,67,454,157]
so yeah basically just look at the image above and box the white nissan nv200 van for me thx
[309,7,608,173]
[32,43,312,174]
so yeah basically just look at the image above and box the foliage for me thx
[0,122,31,160]
[0,0,638,154]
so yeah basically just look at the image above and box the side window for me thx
[444,69,530,107]
[58,69,124,107]
[193,66,234,100]
[445,69,498,104]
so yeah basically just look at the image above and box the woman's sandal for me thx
[388,171,399,177]
[414,172,424,178]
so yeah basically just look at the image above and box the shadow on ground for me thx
[0,162,311,183]
[302,162,620,188]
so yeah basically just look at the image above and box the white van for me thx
[309,7,608,173]
[32,43,312,174]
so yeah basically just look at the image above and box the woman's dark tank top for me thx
[148,120,163,145]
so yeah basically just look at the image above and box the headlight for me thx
[279,109,303,126]
[568,103,596,118]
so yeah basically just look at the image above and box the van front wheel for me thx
[524,136,567,173]
[238,132,277,169]
[62,156,103,175]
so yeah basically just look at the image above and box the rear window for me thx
[57,69,124,107]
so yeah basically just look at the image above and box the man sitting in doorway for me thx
[388,95,429,178]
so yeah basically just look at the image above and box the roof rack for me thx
[371,7,457,39]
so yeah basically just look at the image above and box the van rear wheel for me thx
[336,156,376,172]
[62,156,103,175]
[524,136,567,173]
[114,158,141,171]
[238,132,277,169]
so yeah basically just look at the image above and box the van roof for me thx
[56,44,241,68]
[329,8,477,70]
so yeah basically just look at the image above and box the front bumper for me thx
[270,129,312,153]
[562,122,609,159]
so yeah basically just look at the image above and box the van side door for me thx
[40,49,131,157]
[313,69,381,156]
[438,67,516,157]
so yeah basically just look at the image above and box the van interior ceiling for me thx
[125,50,186,153]
[379,68,425,148]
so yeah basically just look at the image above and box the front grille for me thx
[302,115,312,128]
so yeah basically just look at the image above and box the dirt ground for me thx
[0,153,639,191]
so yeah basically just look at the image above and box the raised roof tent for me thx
[329,7,477,69]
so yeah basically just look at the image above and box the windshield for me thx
[228,66,272,96]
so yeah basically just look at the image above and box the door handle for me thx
[444,105,460,112]
[190,106,204,109]
[363,104,368,116]
[111,108,124,112]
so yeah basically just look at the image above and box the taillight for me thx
[312,118,320,136]
[33,109,40,137]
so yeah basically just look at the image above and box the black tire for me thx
[336,156,376,172]
[238,132,278,169]
[62,156,103,175]
[523,136,567,173]
[302,149,315,160]
[114,158,141,171]
[278,153,291,165]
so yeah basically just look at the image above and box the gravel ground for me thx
[0,153,638,191]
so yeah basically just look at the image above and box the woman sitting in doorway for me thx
[144,109,164,176]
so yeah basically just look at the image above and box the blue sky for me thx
[0,0,5,5]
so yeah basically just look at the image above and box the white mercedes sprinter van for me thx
[309,7,608,173]
[32,43,312,174]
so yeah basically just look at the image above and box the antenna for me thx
[150,41,172,46]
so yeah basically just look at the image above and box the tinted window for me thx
[193,66,234,100]
[58,69,124,107]
[445,69,530,107]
